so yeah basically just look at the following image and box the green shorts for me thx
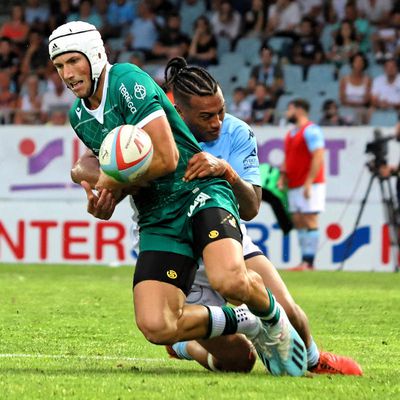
[138,180,240,259]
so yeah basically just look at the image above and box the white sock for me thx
[207,306,226,338]
[234,305,262,340]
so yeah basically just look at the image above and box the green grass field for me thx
[1,264,399,400]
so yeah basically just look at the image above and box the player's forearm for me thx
[305,149,324,185]
[132,150,179,185]
[231,179,261,221]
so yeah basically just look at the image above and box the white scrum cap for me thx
[48,21,107,81]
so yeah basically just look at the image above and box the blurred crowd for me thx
[1,0,400,126]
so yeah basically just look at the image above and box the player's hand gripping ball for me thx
[99,125,153,182]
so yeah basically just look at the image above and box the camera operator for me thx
[378,123,400,207]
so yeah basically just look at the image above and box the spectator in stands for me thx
[67,0,104,30]
[328,19,359,70]
[149,0,176,19]
[297,0,323,21]
[371,58,400,110]
[228,86,252,123]
[319,99,351,126]
[250,82,274,125]
[130,50,146,69]
[0,37,20,82]
[0,4,29,45]
[125,1,161,60]
[20,30,49,81]
[291,17,324,79]
[179,0,207,36]
[210,0,242,45]
[265,0,301,39]
[0,70,16,124]
[247,43,284,100]
[356,0,392,26]
[48,0,72,33]
[107,0,136,38]
[187,16,218,68]
[372,9,400,64]
[152,11,190,62]
[339,52,371,124]
[341,2,371,54]
[41,71,75,123]
[46,106,69,125]
[14,74,42,125]
[93,0,109,32]
[25,0,50,33]
[242,0,268,38]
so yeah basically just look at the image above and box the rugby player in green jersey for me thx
[49,21,307,376]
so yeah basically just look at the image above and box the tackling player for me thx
[163,57,362,375]
[49,21,307,376]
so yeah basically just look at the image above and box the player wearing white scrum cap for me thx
[49,21,107,97]
[49,21,309,377]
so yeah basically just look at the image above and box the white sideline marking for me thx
[0,353,168,363]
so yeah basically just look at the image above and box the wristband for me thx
[223,161,239,185]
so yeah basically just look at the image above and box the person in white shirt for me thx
[42,71,75,123]
[228,87,251,123]
[356,0,392,25]
[371,58,400,110]
[266,0,301,37]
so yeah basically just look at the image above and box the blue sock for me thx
[307,338,320,369]
[297,229,307,262]
[302,229,319,266]
[171,342,193,360]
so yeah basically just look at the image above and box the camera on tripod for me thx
[365,129,396,173]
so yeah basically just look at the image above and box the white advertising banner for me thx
[0,125,398,270]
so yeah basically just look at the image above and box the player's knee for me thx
[212,272,250,301]
[136,316,177,345]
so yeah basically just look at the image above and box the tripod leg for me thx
[339,174,375,270]
[380,179,400,272]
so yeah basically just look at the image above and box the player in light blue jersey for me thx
[164,57,362,375]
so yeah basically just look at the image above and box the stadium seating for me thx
[338,63,352,79]
[106,37,126,52]
[218,52,246,70]
[282,64,303,93]
[267,36,293,58]
[235,37,262,66]
[117,51,133,63]
[307,64,336,83]
[369,110,399,127]
[217,36,232,57]
[369,64,384,78]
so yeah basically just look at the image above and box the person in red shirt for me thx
[279,99,325,270]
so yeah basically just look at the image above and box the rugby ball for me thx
[99,124,153,182]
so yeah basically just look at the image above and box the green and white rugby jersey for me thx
[69,63,237,223]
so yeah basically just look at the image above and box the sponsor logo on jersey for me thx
[243,148,258,170]
[134,82,146,100]
[208,230,219,239]
[187,192,211,217]
[166,269,177,279]
[119,82,137,114]
[75,107,82,120]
